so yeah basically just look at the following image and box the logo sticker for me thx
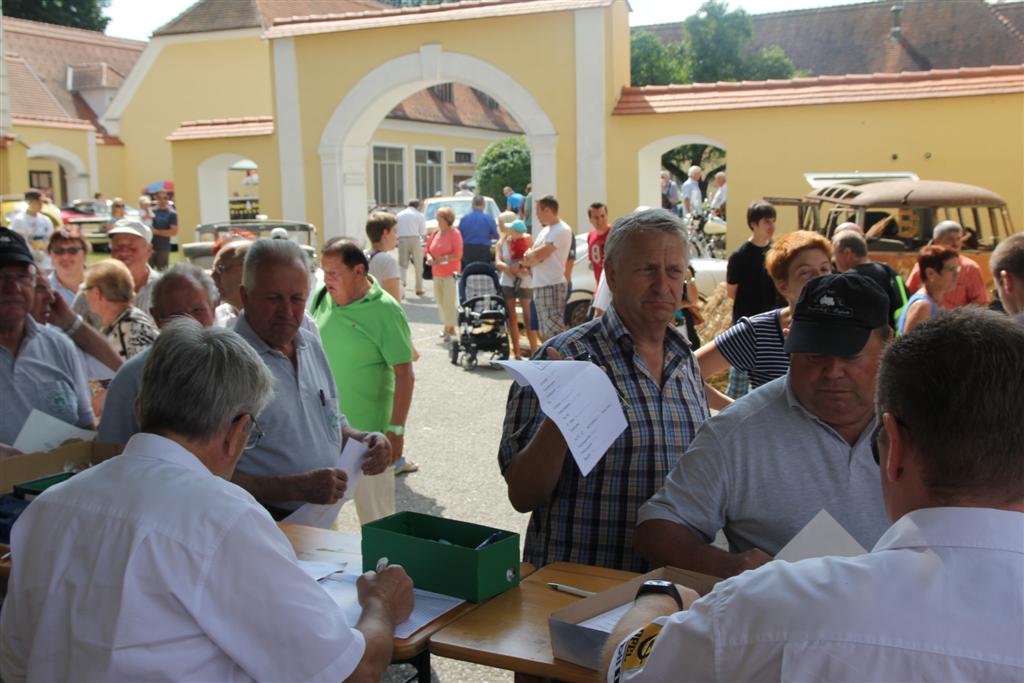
[621,622,663,672]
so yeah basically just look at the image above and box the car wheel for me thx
[564,299,591,327]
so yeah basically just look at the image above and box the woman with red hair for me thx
[898,245,959,335]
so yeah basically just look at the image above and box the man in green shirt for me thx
[312,238,415,523]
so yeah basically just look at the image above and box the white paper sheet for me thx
[578,602,633,634]
[494,360,627,476]
[316,573,465,639]
[12,409,96,454]
[296,560,348,582]
[776,509,867,563]
[283,438,368,529]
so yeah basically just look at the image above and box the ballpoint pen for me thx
[547,582,595,598]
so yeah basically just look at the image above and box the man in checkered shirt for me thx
[498,208,709,572]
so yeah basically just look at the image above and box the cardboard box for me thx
[0,439,123,495]
[361,511,520,602]
[549,566,721,671]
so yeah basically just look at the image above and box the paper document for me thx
[494,360,627,476]
[12,409,96,454]
[316,573,465,639]
[284,438,368,528]
[297,560,348,582]
[776,509,867,563]
[578,602,633,634]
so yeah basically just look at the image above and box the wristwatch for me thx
[635,579,683,610]
[384,425,405,436]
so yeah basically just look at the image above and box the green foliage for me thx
[630,31,684,87]
[475,137,531,210]
[3,0,112,32]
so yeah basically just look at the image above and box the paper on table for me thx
[283,438,368,529]
[316,573,465,639]
[578,602,633,634]
[494,360,627,477]
[12,409,96,454]
[776,509,867,563]
[297,560,348,582]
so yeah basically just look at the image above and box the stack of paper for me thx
[284,438,368,529]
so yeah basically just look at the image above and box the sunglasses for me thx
[50,247,83,255]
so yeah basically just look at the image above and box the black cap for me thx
[0,228,35,268]
[784,273,890,356]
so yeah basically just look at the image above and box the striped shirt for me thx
[714,307,789,389]
[498,305,710,572]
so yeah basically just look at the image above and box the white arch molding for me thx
[637,134,728,211]
[316,44,558,239]
[26,143,89,201]
[197,153,250,224]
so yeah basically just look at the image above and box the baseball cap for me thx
[784,273,889,356]
[509,219,527,233]
[0,228,35,267]
[270,227,290,240]
[107,219,152,244]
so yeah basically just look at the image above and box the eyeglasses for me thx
[50,247,83,255]
[232,413,263,450]
[870,414,907,465]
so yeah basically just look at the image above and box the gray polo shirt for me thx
[73,266,159,329]
[234,313,345,509]
[96,346,149,444]
[0,317,94,445]
[638,375,887,554]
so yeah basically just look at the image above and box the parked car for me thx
[422,195,501,234]
[182,220,318,270]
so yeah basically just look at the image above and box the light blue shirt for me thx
[0,317,94,445]
[48,272,77,306]
[96,346,148,444]
[234,313,345,509]
[680,177,702,212]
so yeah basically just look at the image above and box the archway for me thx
[197,153,261,224]
[637,134,728,212]
[318,44,558,239]
[26,143,89,203]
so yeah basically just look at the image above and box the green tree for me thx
[3,0,111,32]
[630,31,684,87]
[475,136,531,210]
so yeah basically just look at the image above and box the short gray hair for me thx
[151,262,217,315]
[138,318,274,441]
[242,237,308,290]
[688,165,701,178]
[832,229,868,258]
[604,208,688,271]
[933,220,963,242]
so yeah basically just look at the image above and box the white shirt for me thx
[594,269,611,312]
[395,206,427,238]
[710,183,727,211]
[530,220,573,288]
[609,507,1024,682]
[0,433,365,682]
[9,212,53,270]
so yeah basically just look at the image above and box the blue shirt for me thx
[458,210,498,245]
[151,208,177,252]
[507,193,524,212]
[48,272,77,306]
[96,346,148,444]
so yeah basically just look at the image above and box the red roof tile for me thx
[166,116,275,141]
[5,53,67,120]
[153,0,389,36]
[387,84,523,133]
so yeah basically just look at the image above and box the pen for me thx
[474,530,508,550]
[547,582,595,598]
[376,557,389,573]
[319,389,326,406]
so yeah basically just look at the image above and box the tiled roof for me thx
[992,2,1024,39]
[153,0,389,36]
[166,116,275,141]
[68,62,127,90]
[387,84,523,133]
[11,114,94,130]
[5,53,68,120]
[612,65,1024,115]
[634,0,1024,79]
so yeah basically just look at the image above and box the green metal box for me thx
[361,511,520,602]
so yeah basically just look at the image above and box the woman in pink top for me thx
[426,206,463,341]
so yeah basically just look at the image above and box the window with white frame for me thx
[453,150,474,164]
[414,149,443,199]
[372,146,404,207]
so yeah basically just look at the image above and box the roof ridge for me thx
[272,0,509,26]
[1,16,145,49]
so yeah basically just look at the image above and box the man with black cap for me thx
[0,229,94,454]
[634,272,891,578]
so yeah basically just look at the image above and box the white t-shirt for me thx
[529,220,572,288]
[594,269,611,312]
[368,249,402,283]
[10,211,53,270]
[395,207,426,238]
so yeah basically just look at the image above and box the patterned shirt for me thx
[103,306,158,360]
[498,305,710,572]
[714,307,789,389]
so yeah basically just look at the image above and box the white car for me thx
[565,233,727,327]
[422,195,501,234]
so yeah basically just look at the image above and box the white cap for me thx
[107,219,152,244]
[270,227,290,240]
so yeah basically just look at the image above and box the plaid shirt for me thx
[498,305,709,571]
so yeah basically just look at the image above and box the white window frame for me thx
[371,143,406,208]
[452,148,476,165]
[413,145,446,200]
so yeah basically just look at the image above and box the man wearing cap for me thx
[73,220,160,330]
[906,220,987,308]
[149,191,177,270]
[634,273,892,578]
[0,229,94,454]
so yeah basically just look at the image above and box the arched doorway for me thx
[26,143,89,203]
[318,44,558,239]
[197,153,261,224]
[637,134,728,212]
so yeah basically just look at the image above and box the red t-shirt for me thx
[509,236,530,261]
[587,229,609,282]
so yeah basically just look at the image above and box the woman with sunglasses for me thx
[46,229,89,305]
[103,198,127,233]
[897,245,959,335]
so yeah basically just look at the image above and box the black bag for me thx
[423,260,433,281]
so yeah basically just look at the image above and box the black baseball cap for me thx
[784,273,890,356]
[0,228,35,268]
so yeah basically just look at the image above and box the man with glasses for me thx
[0,229,93,455]
[635,273,891,578]
[605,307,1023,681]
[1,318,415,681]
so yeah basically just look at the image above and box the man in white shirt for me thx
[0,318,414,682]
[604,306,1024,682]
[709,171,727,218]
[395,199,427,296]
[8,190,53,271]
[680,165,702,215]
[523,194,572,341]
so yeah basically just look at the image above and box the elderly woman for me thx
[696,230,833,409]
[103,198,127,232]
[425,206,463,342]
[898,245,959,335]
[84,259,158,359]
[46,229,88,305]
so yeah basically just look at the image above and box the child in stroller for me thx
[450,262,509,369]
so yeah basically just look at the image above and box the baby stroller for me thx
[450,262,509,369]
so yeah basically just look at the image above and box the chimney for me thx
[890,4,904,42]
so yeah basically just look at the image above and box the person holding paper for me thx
[634,273,892,578]
[0,319,415,682]
[499,209,709,572]
[605,307,1024,682]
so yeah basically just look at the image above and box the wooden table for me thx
[430,562,637,683]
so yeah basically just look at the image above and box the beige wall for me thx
[97,143,127,202]
[0,141,29,197]
[25,158,62,202]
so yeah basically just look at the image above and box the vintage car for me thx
[182,220,317,270]
[767,179,1018,286]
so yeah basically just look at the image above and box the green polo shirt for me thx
[312,276,413,432]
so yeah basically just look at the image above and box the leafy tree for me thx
[475,136,531,210]
[630,31,684,87]
[3,0,111,32]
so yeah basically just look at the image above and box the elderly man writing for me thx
[73,219,160,329]
[635,273,892,578]
[605,307,1024,681]
[232,238,390,517]
[906,220,987,308]
[499,209,709,571]
[0,319,414,681]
